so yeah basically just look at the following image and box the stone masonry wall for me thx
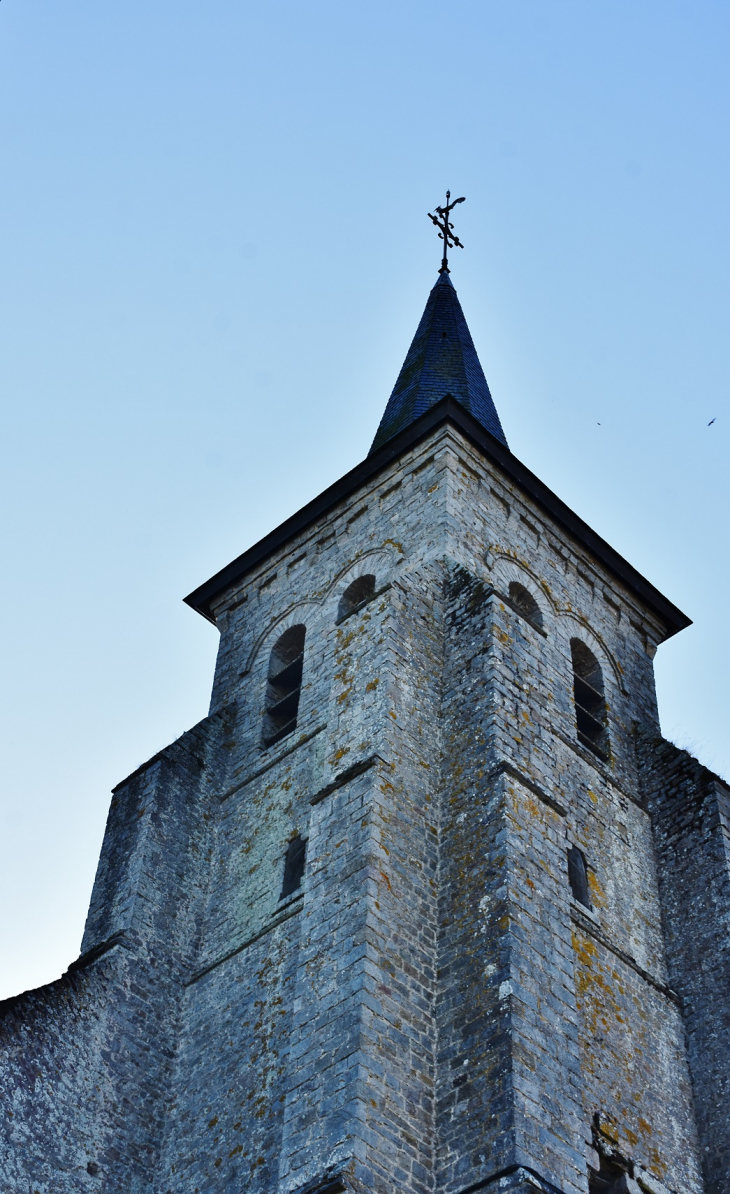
[157,551,445,1194]
[189,423,706,1193]
[0,418,718,1194]
[437,561,585,1194]
[431,436,702,1193]
[637,734,730,1194]
[0,711,231,1192]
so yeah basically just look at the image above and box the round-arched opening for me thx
[507,581,543,631]
[337,574,376,623]
[570,638,608,758]
[263,625,306,747]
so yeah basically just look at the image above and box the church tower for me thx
[1,244,729,1194]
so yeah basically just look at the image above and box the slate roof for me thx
[369,272,508,454]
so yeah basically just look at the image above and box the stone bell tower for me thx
[1,263,729,1194]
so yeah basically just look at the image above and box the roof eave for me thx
[183,396,691,640]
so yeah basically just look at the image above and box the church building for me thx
[1,220,729,1193]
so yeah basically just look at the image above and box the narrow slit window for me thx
[507,581,543,631]
[568,845,591,908]
[337,574,376,623]
[570,638,608,759]
[280,834,306,899]
[263,625,306,748]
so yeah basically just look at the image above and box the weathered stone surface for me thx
[637,734,730,1194]
[0,419,725,1193]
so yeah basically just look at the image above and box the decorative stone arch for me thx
[326,544,401,624]
[242,600,320,681]
[559,612,625,696]
[241,541,403,678]
[487,549,557,628]
[337,575,376,623]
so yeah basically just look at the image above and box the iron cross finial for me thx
[427,190,466,274]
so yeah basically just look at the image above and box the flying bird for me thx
[708,417,716,426]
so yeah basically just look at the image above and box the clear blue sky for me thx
[1,1,728,999]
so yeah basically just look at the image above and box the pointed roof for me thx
[185,273,690,642]
[369,272,508,454]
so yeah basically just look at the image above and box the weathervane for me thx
[428,190,465,273]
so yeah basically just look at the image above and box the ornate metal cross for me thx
[427,190,466,274]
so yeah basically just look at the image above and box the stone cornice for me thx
[183,397,691,640]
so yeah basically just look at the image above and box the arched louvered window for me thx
[508,581,543,631]
[570,638,608,759]
[280,834,307,899]
[263,625,306,748]
[568,845,591,908]
[337,574,376,623]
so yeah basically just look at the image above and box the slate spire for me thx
[369,272,508,454]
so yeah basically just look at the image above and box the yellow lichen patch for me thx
[572,929,597,970]
[648,1148,667,1178]
[365,679,380,692]
[525,797,541,820]
[587,870,607,910]
[598,1113,620,1145]
[573,930,672,1178]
